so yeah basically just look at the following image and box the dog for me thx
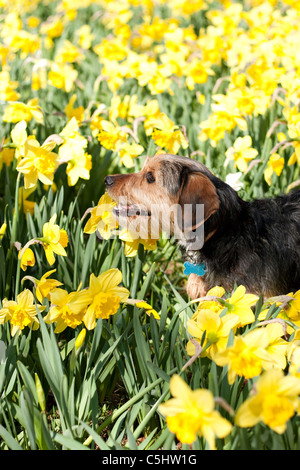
[104,153,300,299]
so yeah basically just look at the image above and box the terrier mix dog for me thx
[105,153,300,299]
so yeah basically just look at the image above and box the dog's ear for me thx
[178,172,219,231]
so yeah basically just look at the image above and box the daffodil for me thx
[0,289,44,336]
[225,285,258,328]
[235,369,300,434]
[264,153,285,185]
[150,113,188,154]
[64,94,85,123]
[3,98,44,124]
[0,70,20,101]
[58,118,92,186]
[44,288,90,333]
[48,62,78,92]
[75,328,87,351]
[186,309,239,360]
[287,120,300,166]
[40,16,64,40]
[214,328,275,384]
[126,299,160,319]
[40,215,68,265]
[263,322,288,370]
[19,247,35,271]
[193,286,226,316]
[16,137,58,189]
[159,375,232,449]
[97,120,127,151]
[35,269,63,303]
[55,40,84,64]
[118,141,144,168]
[285,290,300,323]
[225,136,258,172]
[10,120,28,161]
[84,192,118,240]
[76,25,94,49]
[118,228,158,257]
[83,269,130,329]
[287,332,300,377]
[0,138,14,169]
[184,58,215,90]
[0,223,7,241]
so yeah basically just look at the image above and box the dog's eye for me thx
[146,171,155,184]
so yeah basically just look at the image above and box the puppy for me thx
[105,153,300,299]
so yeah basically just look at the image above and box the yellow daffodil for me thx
[55,40,84,65]
[35,269,63,303]
[94,37,128,62]
[64,94,85,123]
[263,322,288,370]
[287,332,300,378]
[225,136,258,172]
[214,328,275,384]
[126,299,160,319]
[193,286,226,316]
[3,98,44,124]
[235,369,300,434]
[48,62,78,92]
[97,120,127,151]
[0,289,44,336]
[118,228,158,257]
[19,247,36,271]
[0,70,20,101]
[0,222,7,241]
[285,290,300,322]
[40,215,68,265]
[264,153,285,185]
[84,192,118,240]
[10,120,28,161]
[118,141,144,168]
[136,300,160,319]
[76,25,94,50]
[287,120,300,166]
[58,117,92,186]
[184,58,215,90]
[150,113,189,154]
[16,137,58,189]
[225,285,258,328]
[159,374,232,449]
[40,16,64,40]
[186,309,239,360]
[44,288,90,333]
[0,138,14,169]
[75,328,87,351]
[83,269,130,329]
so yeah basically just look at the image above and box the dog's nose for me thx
[105,175,114,187]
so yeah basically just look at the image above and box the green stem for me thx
[5,173,21,299]
[11,172,21,245]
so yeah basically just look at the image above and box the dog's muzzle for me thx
[113,204,151,217]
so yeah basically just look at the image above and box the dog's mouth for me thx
[113,203,151,218]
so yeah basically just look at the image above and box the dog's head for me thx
[105,154,234,248]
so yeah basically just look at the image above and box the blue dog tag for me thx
[183,261,206,277]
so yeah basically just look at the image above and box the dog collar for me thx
[183,261,206,277]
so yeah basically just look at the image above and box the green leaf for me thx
[0,424,23,450]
